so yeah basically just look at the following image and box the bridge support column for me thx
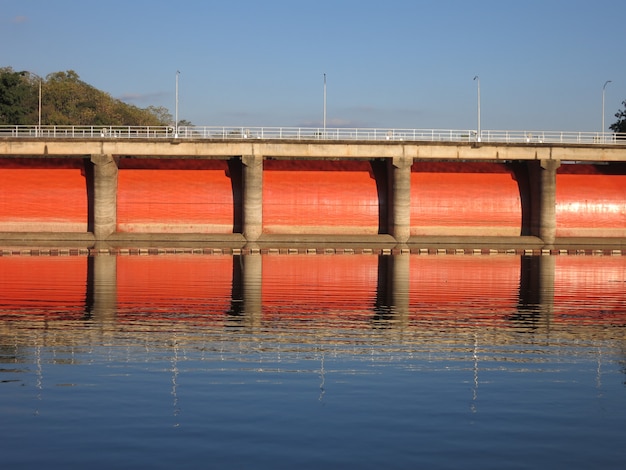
[537,159,560,245]
[242,155,263,241]
[90,154,118,240]
[390,157,412,243]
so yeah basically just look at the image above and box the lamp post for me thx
[20,71,42,136]
[36,76,41,136]
[473,75,481,142]
[602,80,612,141]
[323,73,327,137]
[175,70,180,138]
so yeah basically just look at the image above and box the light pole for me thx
[175,70,180,138]
[602,80,612,141]
[473,75,481,142]
[36,76,41,135]
[20,71,42,136]
[323,73,327,136]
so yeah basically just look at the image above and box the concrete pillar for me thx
[242,155,263,241]
[390,157,412,243]
[90,154,118,240]
[539,159,560,245]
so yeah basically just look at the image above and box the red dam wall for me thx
[556,164,626,237]
[262,160,380,234]
[0,158,625,237]
[0,158,88,232]
[117,159,234,233]
[410,162,522,236]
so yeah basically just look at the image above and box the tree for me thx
[0,67,172,126]
[610,100,626,133]
[0,67,38,125]
[145,105,173,125]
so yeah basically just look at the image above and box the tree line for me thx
[0,67,173,126]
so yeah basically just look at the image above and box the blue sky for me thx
[2,0,625,131]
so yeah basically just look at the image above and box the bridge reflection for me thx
[1,252,625,346]
[47,253,626,330]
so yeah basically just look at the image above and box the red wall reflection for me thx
[0,253,624,328]
[0,256,86,319]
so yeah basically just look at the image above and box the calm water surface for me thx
[1,252,625,469]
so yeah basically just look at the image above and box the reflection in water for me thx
[1,252,626,469]
[514,255,555,330]
[171,334,180,426]
[0,252,625,350]
[2,251,624,402]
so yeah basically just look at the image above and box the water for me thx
[1,252,625,469]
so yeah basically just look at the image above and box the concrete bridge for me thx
[1,125,626,247]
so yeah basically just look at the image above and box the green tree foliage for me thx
[610,100,626,133]
[0,67,173,126]
[0,67,37,124]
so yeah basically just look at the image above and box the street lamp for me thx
[37,77,41,134]
[602,80,612,141]
[20,71,42,136]
[175,70,180,138]
[323,73,327,136]
[473,75,481,142]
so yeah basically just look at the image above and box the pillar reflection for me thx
[228,252,262,327]
[85,254,117,323]
[514,255,555,330]
[373,253,410,328]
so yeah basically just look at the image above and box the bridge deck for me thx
[2,138,626,162]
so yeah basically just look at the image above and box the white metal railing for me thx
[0,125,624,145]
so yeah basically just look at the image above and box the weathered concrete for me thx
[90,154,118,240]
[538,159,560,245]
[242,154,263,242]
[390,157,412,243]
[1,137,625,162]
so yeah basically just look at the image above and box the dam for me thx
[1,125,625,249]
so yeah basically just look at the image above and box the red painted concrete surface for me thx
[410,162,521,236]
[262,160,379,234]
[0,159,624,236]
[0,158,87,232]
[117,159,234,233]
[556,165,626,237]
